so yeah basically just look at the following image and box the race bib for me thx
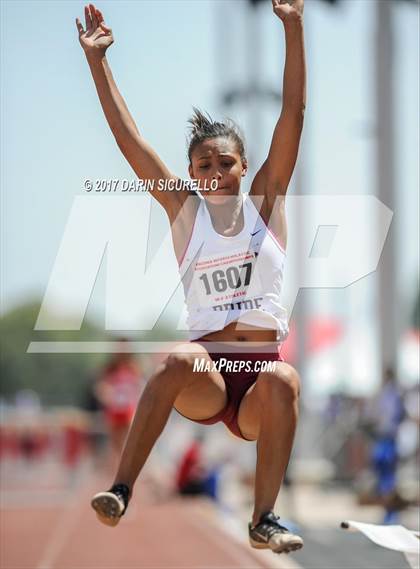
[192,247,263,311]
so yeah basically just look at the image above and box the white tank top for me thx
[178,193,289,342]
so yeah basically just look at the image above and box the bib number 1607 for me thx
[198,262,252,295]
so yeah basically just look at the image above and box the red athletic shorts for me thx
[176,340,283,441]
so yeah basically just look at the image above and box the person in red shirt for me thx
[96,340,145,463]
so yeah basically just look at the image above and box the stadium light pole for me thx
[374,0,418,380]
[220,0,281,172]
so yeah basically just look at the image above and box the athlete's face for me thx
[189,137,247,204]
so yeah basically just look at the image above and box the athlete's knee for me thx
[166,352,192,373]
[164,345,203,386]
[147,344,208,395]
[257,363,300,403]
[145,356,191,397]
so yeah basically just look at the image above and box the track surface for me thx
[1,462,278,569]
[3,461,412,569]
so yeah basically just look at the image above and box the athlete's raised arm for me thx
[250,0,306,200]
[76,4,181,216]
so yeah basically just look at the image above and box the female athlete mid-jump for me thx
[76,0,306,555]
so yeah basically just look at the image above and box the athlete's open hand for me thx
[272,0,304,22]
[76,4,113,57]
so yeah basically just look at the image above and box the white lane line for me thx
[34,474,96,569]
[35,499,84,569]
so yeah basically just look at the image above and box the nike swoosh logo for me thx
[252,531,269,542]
[250,229,262,236]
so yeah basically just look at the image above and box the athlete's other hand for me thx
[76,4,114,58]
[272,0,304,22]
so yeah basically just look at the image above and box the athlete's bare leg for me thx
[112,343,226,492]
[237,362,300,526]
[111,425,129,456]
[106,424,129,474]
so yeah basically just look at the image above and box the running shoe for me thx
[91,483,130,527]
[249,511,304,554]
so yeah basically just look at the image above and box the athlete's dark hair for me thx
[187,108,247,164]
